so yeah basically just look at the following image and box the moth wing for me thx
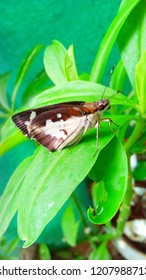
[30,108,87,151]
[54,122,86,150]
[12,103,87,151]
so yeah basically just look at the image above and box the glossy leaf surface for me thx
[0,157,32,236]
[117,1,146,89]
[88,136,128,224]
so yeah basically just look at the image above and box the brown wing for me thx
[12,101,87,151]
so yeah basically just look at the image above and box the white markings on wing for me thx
[44,116,87,140]
[57,113,62,118]
[24,111,36,134]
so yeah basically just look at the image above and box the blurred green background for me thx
[0,0,121,81]
[0,0,122,255]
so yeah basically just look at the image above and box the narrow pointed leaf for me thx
[110,60,127,91]
[117,0,146,89]
[136,50,146,116]
[0,157,32,236]
[12,45,43,104]
[88,242,111,260]
[64,45,79,81]
[61,204,80,246]
[22,70,50,105]
[0,72,11,111]
[90,0,140,82]
[44,40,67,84]
[0,118,27,156]
[0,130,27,156]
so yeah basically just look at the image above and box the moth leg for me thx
[100,118,119,133]
[69,128,87,148]
[93,122,99,157]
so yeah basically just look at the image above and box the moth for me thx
[12,98,113,152]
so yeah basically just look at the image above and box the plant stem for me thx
[91,232,116,243]
[124,119,145,151]
[116,117,145,235]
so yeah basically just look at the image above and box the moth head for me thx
[97,99,111,111]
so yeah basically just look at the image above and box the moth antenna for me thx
[100,64,116,100]
[108,89,122,100]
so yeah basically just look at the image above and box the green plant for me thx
[0,0,146,259]
[0,236,20,260]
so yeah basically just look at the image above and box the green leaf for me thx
[17,121,116,247]
[88,242,111,260]
[0,111,8,119]
[88,136,128,224]
[61,204,80,247]
[90,0,140,82]
[110,60,127,91]
[129,130,146,154]
[0,236,7,252]
[79,72,89,81]
[0,72,11,111]
[117,1,146,89]
[0,118,17,141]
[133,161,146,181]
[136,50,146,117]
[16,114,130,246]
[91,181,107,211]
[4,237,20,255]
[22,70,50,105]
[0,130,27,156]
[39,243,51,260]
[27,81,136,109]
[11,45,43,105]
[64,45,79,81]
[0,157,32,237]
[44,40,67,84]
[0,118,27,156]
[44,41,79,85]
